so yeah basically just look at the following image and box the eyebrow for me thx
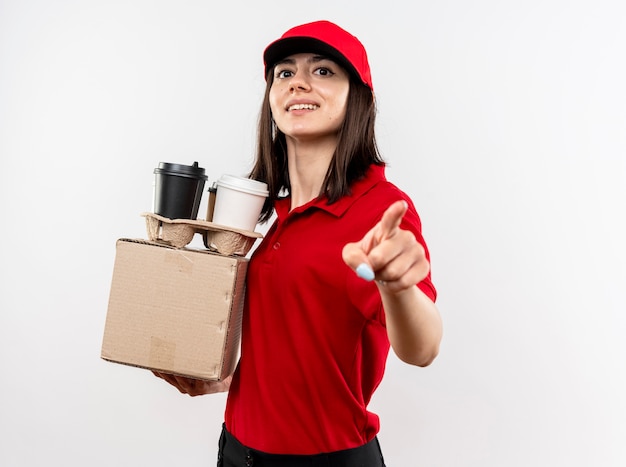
[274,55,333,67]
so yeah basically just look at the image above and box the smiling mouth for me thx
[288,103,319,111]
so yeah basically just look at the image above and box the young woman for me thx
[156,20,442,466]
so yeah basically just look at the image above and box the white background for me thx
[1,1,625,465]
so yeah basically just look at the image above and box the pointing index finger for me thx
[378,200,408,242]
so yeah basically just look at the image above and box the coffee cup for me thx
[211,175,269,231]
[153,161,208,220]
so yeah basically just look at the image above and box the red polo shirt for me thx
[224,164,436,454]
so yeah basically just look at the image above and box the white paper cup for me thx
[212,175,269,231]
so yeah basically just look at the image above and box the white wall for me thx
[1,1,625,465]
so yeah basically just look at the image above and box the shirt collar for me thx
[275,164,387,220]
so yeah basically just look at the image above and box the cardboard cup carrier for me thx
[211,175,269,232]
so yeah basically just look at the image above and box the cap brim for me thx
[263,37,359,82]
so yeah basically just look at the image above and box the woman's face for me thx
[269,53,350,142]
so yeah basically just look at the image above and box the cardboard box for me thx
[101,239,247,381]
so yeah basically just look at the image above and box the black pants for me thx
[217,424,386,467]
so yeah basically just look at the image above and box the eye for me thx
[275,68,294,79]
[314,67,335,77]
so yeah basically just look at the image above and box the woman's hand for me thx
[342,200,429,293]
[152,372,232,397]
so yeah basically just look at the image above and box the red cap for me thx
[263,20,373,90]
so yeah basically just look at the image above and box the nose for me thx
[288,72,310,92]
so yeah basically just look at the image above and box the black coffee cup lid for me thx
[154,161,208,180]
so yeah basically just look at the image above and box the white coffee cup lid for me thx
[217,174,269,197]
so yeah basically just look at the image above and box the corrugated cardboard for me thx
[101,239,247,381]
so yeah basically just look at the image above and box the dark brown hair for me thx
[249,68,384,223]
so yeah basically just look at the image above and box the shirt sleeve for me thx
[401,197,437,302]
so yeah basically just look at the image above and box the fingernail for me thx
[356,263,375,281]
